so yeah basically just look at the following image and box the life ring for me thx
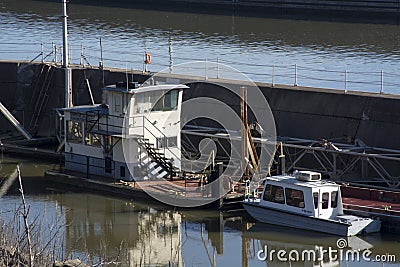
[144,52,151,64]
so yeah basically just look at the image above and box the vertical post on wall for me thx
[217,57,220,79]
[205,58,208,80]
[168,33,173,74]
[54,44,57,63]
[80,44,83,66]
[294,64,298,86]
[99,37,103,68]
[344,70,347,93]
[99,37,105,86]
[52,42,55,62]
[380,70,384,94]
[240,86,248,180]
[62,0,72,108]
[69,44,72,64]
[272,64,275,87]
[41,43,44,63]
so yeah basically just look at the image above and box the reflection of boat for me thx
[244,223,373,250]
[243,171,381,236]
[55,193,183,266]
[243,223,373,267]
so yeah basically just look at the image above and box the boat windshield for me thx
[285,188,305,208]
[152,89,179,112]
[263,184,285,204]
[331,191,338,208]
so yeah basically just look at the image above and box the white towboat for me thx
[243,171,381,236]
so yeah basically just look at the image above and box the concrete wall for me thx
[77,0,400,15]
[0,60,399,152]
[0,61,147,138]
[260,84,400,149]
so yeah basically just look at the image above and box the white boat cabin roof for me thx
[266,174,340,189]
[103,83,189,94]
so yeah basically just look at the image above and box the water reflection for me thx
[59,194,183,266]
[43,193,399,266]
[0,156,399,266]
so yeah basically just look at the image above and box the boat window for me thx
[120,166,125,178]
[85,133,101,147]
[322,192,329,209]
[67,121,83,144]
[114,94,122,113]
[263,184,285,204]
[152,89,179,112]
[311,174,321,181]
[167,136,178,147]
[313,192,319,209]
[157,136,178,148]
[331,191,338,208]
[285,188,305,208]
[164,90,178,111]
[156,137,167,148]
[135,91,163,113]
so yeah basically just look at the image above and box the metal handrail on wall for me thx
[2,41,400,95]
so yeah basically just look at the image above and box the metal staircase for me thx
[137,136,178,180]
[29,64,55,133]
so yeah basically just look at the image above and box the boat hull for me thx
[243,201,377,236]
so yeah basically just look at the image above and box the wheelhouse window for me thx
[67,121,83,144]
[157,136,178,148]
[84,133,101,147]
[263,184,285,204]
[331,191,338,208]
[285,188,305,208]
[114,94,122,113]
[134,91,163,114]
[152,89,179,112]
[322,192,329,209]
[313,192,319,209]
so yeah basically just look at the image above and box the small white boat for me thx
[243,171,381,236]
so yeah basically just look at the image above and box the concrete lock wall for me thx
[0,60,399,152]
[0,61,147,138]
[74,0,400,15]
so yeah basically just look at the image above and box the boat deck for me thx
[342,197,400,216]
[117,178,243,200]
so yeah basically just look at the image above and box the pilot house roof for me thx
[102,82,189,94]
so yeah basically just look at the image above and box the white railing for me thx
[1,41,399,95]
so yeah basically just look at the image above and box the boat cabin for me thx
[62,82,188,181]
[259,171,344,219]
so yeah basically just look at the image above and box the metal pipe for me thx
[62,0,69,68]
[62,0,72,108]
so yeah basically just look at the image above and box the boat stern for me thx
[338,215,381,236]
